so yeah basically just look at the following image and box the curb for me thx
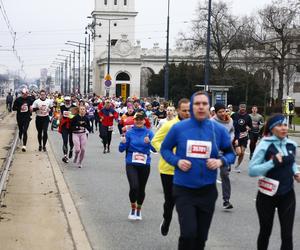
[47,140,92,250]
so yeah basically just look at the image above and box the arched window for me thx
[114,0,117,5]
[116,72,130,81]
[104,0,107,5]
[124,0,127,6]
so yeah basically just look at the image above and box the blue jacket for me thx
[160,94,236,189]
[249,135,300,195]
[119,126,155,167]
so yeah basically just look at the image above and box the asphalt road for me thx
[49,128,300,250]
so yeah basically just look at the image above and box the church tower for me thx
[92,0,138,58]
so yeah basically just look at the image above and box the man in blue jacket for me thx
[161,91,236,250]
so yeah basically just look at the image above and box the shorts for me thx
[238,137,248,148]
[249,132,259,141]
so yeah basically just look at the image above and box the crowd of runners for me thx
[10,88,300,250]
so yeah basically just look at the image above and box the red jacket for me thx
[99,108,118,127]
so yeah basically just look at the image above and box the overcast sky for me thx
[0,0,272,79]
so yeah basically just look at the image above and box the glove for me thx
[282,155,295,166]
[273,156,283,168]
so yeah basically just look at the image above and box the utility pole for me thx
[84,37,87,95]
[204,0,212,92]
[64,59,68,94]
[73,50,76,93]
[69,54,71,94]
[164,0,170,101]
[87,34,91,94]
[78,44,81,94]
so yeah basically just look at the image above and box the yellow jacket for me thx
[151,116,180,175]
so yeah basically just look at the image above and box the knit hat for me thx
[214,103,226,113]
[268,114,287,131]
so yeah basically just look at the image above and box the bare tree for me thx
[178,0,247,84]
[253,0,300,104]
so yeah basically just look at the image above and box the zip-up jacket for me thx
[160,94,236,189]
[249,135,300,195]
[119,126,155,167]
[152,116,180,175]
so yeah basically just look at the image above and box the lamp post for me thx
[164,0,170,101]
[88,16,128,97]
[62,49,79,94]
[204,0,212,92]
[58,54,69,94]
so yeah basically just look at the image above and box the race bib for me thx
[39,104,48,116]
[258,177,279,196]
[239,131,248,139]
[108,126,114,131]
[21,103,28,113]
[132,152,147,164]
[186,140,212,159]
[63,111,70,118]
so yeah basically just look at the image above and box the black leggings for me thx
[173,184,218,250]
[35,116,50,147]
[161,174,175,224]
[61,127,73,155]
[126,165,150,205]
[17,118,30,146]
[256,189,296,250]
[250,133,259,155]
[100,126,112,148]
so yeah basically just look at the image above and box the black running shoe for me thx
[62,156,69,163]
[38,145,42,152]
[68,150,73,159]
[223,201,233,209]
[43,146,47,152]
[160,219,170,236]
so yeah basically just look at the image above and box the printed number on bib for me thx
[63,111,70,118]
[40,105,48,116]
[186,140,212,159]
[258,177,279,196]
[21,103,28,113]
[132,152,147,164]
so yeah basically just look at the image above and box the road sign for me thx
[105,74,112,81]
[105,80,112,87]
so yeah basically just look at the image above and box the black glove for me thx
[273,156,283,167]
[282,155,295,166]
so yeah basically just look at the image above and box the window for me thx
[124,0,127,5]
[116,72,130,81]
[297,65,300,73]
[297,45,300,53]
[293,82,300,93]
[104,0,107,5]
[114,0,117,5]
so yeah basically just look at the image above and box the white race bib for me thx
[108,126,114,131]
[132,152,147,164]
[258,177,279,196]
[21,103,28,113]
[186,140,212,159]
[63,111,70,118]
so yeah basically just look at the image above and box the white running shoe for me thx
[128,209,136,220]
[135,210,142,221]
[21,146,26,152]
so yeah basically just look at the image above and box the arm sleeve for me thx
[219,127,236,167]
[160,126,181,167]
[151,123,168,152]
[248,142,274,177]
[119,133,130,153]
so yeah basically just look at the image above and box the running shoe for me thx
[38,145,42,152]
[223,201,233,209]
[103,148,107,154]
[160,219,170,236]
[22,146,26,152]
[249,153,253,160]
[136,210,142,221]
[68,150,73,159]
[78,164,82,168]
[43,146,47,152]
[62,156,69,163]
[128,209,136,220]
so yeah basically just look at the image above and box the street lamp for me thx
[164,0,170,101]
[88,16,128,97]
[204,0,212,92]
[85,28,92,94]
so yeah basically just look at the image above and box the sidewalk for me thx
[0,116,90,250]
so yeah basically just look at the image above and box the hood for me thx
[189,92,210,121]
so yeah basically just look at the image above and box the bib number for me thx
[63,111,70,118]
[258,177,279,196]
[21,103,28,113]
[132,152,147,164]
[186,140,212,159]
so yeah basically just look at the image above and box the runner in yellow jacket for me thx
[151,98,190,236]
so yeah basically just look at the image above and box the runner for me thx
[151,98,190,236]
[157,106,175,130]
[32,90,53,151]
[87,101,96,133]
[119,106,135,134]
[249,114,300,250]
[119,111,155,221]
[212,103,235,209]
[12,88,35,152]
[249,105,264,160]
[99,99,118,153]
[231,103,252,173]
[70,105,91,168]
[59,96,76,163]
[154,104,166,127]
[160,91,235,250]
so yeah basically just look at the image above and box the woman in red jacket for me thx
[99,100,118,153]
